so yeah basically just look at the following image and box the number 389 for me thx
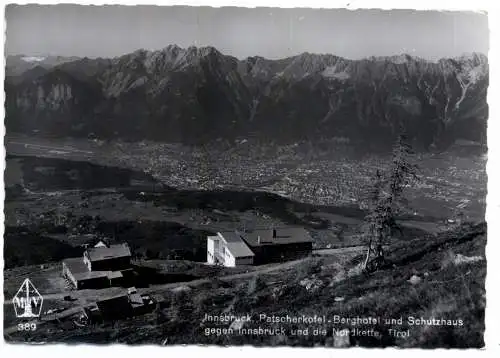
[18,322,37,331]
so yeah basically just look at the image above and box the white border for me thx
[1,1,498,357]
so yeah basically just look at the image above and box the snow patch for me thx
[390,55,410,64]
[48,150,70,155]
[322,66,350,80]
[299,277,324,292]
[172,285,192,293]
[21,56,46,63]
[469,67,483,84]
[408,275,422,285]
[453,254,484,265]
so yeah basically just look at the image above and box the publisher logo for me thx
[12,279,43,318]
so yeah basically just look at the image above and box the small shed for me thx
[96,294,132,320]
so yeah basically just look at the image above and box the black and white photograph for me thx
[2,4,490,348]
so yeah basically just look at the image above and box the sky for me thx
[5,5,489,61]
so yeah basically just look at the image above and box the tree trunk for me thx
[363,238,373,269]
[376,243,384,259]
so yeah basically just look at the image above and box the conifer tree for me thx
[362,133,419,272]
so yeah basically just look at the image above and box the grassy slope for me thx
[303,222,487,348]
[171,222,484,348]
[4,231,83,269]
[6,223,486,347]
[182,222,484,348]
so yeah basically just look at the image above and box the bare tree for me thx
[362,169,385,269]
[362,133,419,272]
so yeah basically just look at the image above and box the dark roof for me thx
[96,294,131,316]
[63,257,88,274]
[97,293,129,305]
[222,231,246,243]
[240,227,313,247]
[217,232,255,258]
[86,243,131,262]
[63,258,109,281]
[108,271,123,279]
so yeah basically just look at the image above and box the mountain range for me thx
[4,46,489,150]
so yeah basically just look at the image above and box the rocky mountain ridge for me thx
[5,46,488,150]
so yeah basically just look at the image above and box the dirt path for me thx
[313,245,366,256]
[4,248,352,336]
[144,256,312,295]
[2,242,403,337]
